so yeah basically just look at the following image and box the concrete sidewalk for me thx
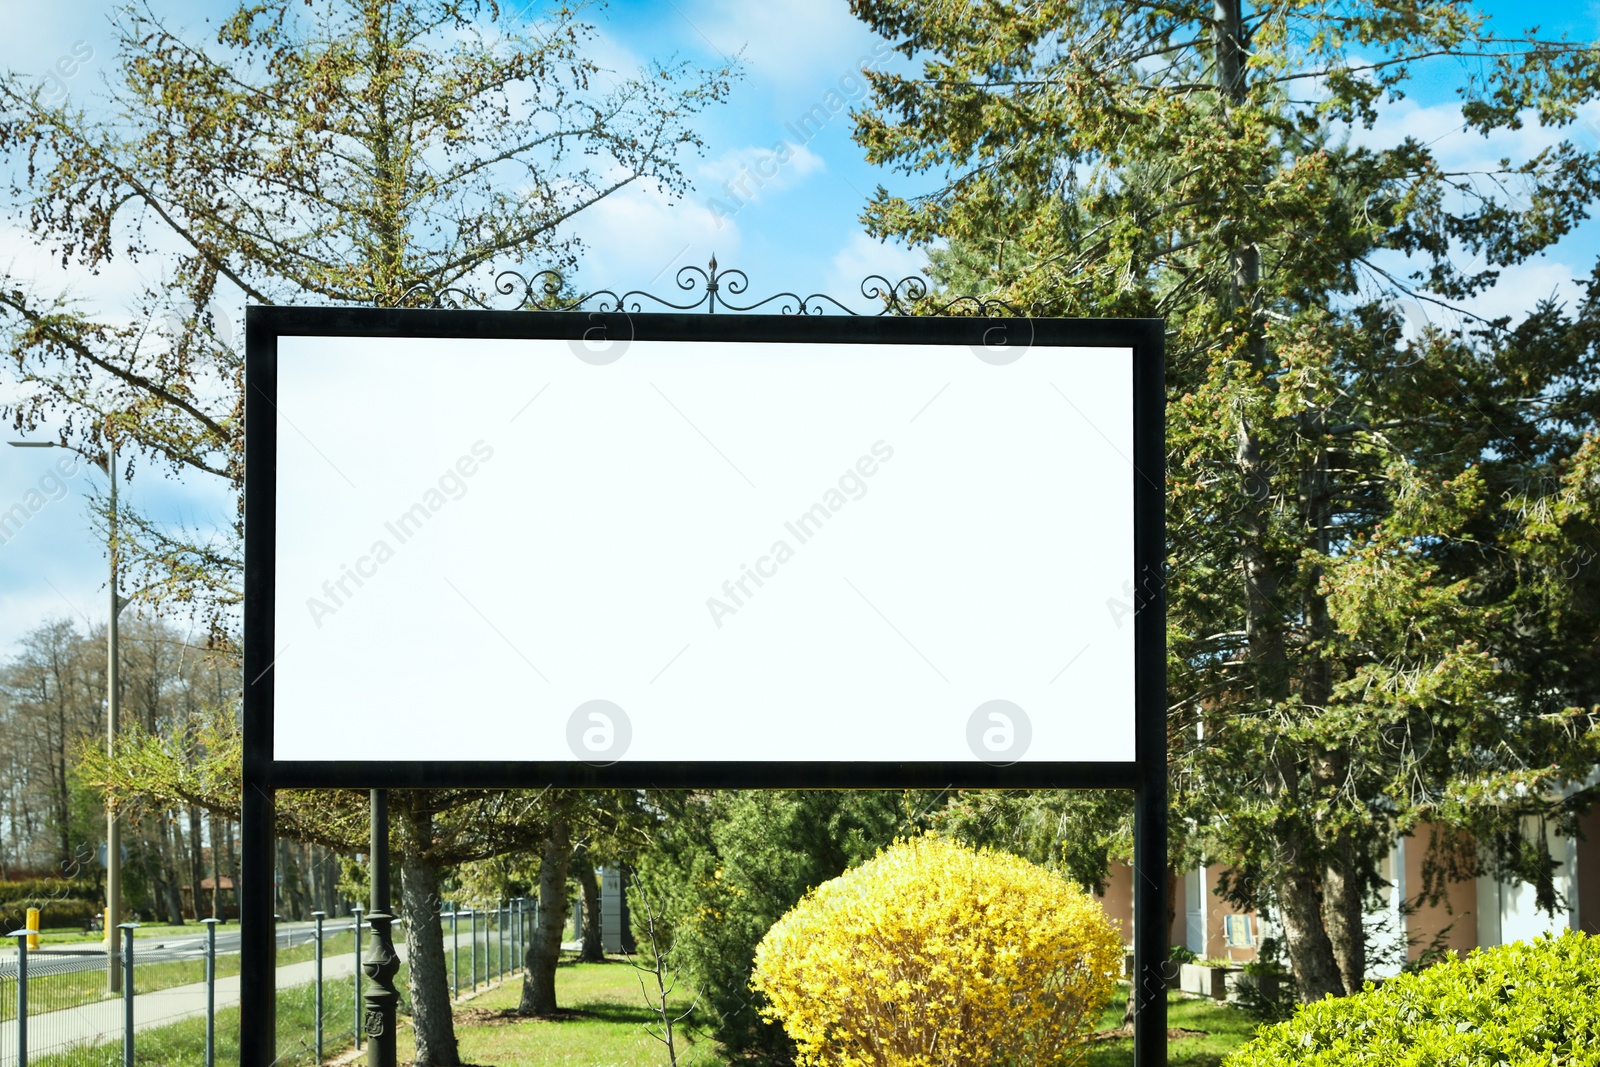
[0,948,382,1064]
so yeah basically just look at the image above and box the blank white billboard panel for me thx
[270,336,1135,763]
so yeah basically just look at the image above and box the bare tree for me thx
[629,882,699,1067]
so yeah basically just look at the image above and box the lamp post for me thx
[362,789,399,1067]
[9,434,124,994]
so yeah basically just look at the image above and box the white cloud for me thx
[0,586,103,657]
[1376,255,1584,340]
[822,231,930,313]
[561,177,742,297]
[665,0,885,92]
[1453,258,1582,325]
[696,141,825,221]
[1346,96,1600,199]
[1335,94,1600,329]
[0,222,160,319]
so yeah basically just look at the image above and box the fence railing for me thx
[1,898,534,1067]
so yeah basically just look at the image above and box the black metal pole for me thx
[203,918,218,1067]
[240,785,276,1067]
[352,904,363,1050]
[12,930,26,1067]
[240,306,278,1067]
[313,911,325,1063]
[1131,323,1168,1067]
[120,924,136,1067]
[364,789,400,1067]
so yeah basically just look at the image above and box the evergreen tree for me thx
[850,0,1600,998]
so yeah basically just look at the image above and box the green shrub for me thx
[0,877,102,930]
[752,837,1121,1067]
[1225,931,1600,1066]
[632,790,912,1060]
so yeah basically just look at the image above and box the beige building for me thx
[1096,806,1600,971]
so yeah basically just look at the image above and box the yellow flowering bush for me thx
[751,836,1121,1067]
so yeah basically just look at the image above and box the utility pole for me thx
[105,432,123,995]
[8,432,124,994]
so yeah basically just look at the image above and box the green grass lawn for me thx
[13,953,1267,1066]
[406,960,1263,1067]
[25,968,370,1067]
[402,958,723,1067]
[1084,987,1265,1067]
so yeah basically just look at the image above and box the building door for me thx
[1185,867,1206,955]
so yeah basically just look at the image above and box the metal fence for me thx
[1,900,533,1067]
[443,899,534,1002]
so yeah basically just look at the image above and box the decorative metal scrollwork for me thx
[395,256,1022,317]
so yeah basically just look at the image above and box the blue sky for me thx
[2,0,1599,654]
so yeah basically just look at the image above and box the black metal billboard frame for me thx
[242,300,1167,1067]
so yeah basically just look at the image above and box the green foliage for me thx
[0,876,101,930]
[1234,938,1296,1022]
[632,790,918,1060]
[850,0,1600,998]
[0,877,101,907]
[922,789,1133,893]
[752,837,1122,1067]
[1225,932,1600,1066]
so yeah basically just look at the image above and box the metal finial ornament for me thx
[704,255,721,312]
[395,261,1021,317]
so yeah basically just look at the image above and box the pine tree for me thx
[850,0,1600,998]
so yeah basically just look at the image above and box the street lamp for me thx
[9,434,125,994]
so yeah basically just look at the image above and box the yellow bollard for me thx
[26,907,40,950]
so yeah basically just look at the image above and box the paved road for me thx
[0,918,365,978]
[0,945,394,1065]
[0,908,521,977]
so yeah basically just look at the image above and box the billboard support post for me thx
[1132,320,1170,1064]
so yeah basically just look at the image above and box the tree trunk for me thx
[140,832,170,923]
[1276,854,1345,1001]
[187,806,206,922]
[519,816,571,1014]
[401,803,460,1067]
[324,848,340,914]
[306,841,318,915]
[1219,0,1353,994]
[574,847,604,962]
[164,816,186,923]
[208,811,222,919]
[1322,852,1366,995]
[223,818,237,920]
[52,704,71,871]
[277,837,308,920]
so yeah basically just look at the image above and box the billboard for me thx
[245,309,1163,785]
[239,304,1167,1067]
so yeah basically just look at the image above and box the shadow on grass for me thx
[460,1001,669,1027]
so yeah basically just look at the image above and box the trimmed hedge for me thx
[0,877,102,931]
[752,836,1122,1067]
[1225,931,1600,1067]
